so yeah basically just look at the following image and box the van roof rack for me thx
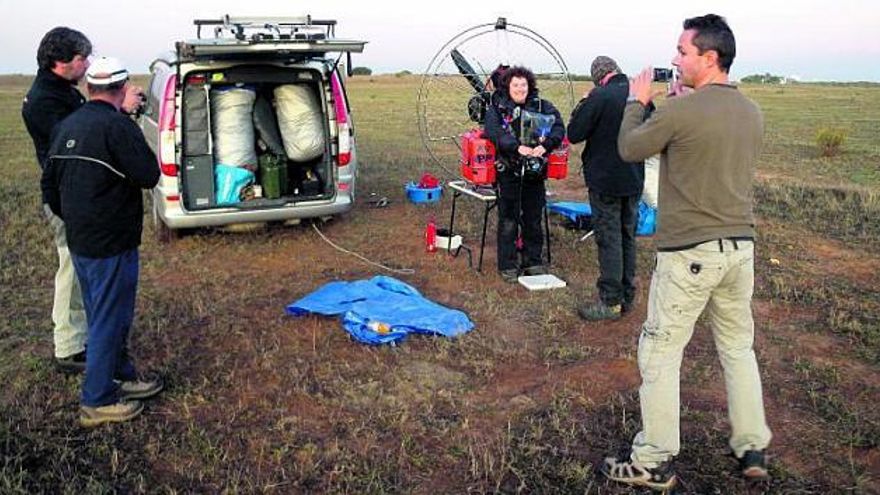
[194,15,337,41]
[179,15,366,60]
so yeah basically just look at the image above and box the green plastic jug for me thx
[259,154,287,199]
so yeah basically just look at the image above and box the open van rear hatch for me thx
[177,15,366,60]
[170,15,365,213]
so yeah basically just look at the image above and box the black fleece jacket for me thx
[567,73,648,196]
[483,89,565,178]
[42,101,159,258]
[22,69,86,203]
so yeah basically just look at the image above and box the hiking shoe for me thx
[80,400,143,427]
[739,450,769,480]
[577,301,622,321]
[522,265,548,276]
[55,351,86,374]
[500,269,520,283]
[602,454,677,491]
[117,375,164,400]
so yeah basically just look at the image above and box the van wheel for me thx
[152,203,179,244]
[155,218,179,244]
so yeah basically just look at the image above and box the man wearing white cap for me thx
[42,57,162,426]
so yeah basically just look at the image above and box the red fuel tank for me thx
[460,129,497,185]
[547,136,570,180]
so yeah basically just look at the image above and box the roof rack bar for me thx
[193,15,338,40]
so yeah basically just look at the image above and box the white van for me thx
[140,15,366,241]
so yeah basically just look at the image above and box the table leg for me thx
[544,204,551,266]
[448,191,460,257]
[478,200,497,272]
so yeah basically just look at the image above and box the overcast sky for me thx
[2,0,878,81]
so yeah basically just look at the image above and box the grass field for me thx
[1,74,878,493]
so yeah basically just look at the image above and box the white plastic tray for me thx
[518,274,567,290]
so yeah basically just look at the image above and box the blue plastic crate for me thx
[405,182,442,204]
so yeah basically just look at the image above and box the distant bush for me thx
[741,73,784,84]
[395,70,413,78]
[535,73,591,82]
[351,66,372,76]
[816,127,847,157]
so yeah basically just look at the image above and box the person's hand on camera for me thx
[531,145,546,157]
[518,145,533,156]
[122,85,145,114]
[667,78,693,98]
[630,67,664,106]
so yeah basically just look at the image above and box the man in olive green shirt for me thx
[602,14,772,491]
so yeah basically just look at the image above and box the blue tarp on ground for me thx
[286,276,474,345]
[548,200,656,236]
[548,201,592,223]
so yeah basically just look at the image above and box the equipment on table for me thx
[460,129,497,185]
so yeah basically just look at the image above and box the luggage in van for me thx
[252,95,286,156]
[274,84,325,161]
[182,82,215,209]
[183,155,215,209]
[183,83,211,156]
[259,153,288,199]
[211,85,257,168]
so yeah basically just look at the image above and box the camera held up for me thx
[653,68,674,82]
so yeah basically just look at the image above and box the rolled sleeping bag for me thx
[211,86,257,168]
[274,84,325,162]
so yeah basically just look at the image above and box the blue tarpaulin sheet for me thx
[548,201,592,223]
[548,200,656,236]
[286,276,474,345]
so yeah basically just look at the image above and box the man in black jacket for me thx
[21,27,92,373]
[43,57,161,427]
[568,56,647,320]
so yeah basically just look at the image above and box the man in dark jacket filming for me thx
[568,56,648,321]
[42,57,162,427]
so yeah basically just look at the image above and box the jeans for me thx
[631,239,772,467]
[43,204,87,358]
[589,192,639,306]
[496,174,545,271]
[72,249,139,407]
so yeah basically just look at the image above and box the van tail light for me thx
[330,72,352,167]
[158,75,178,176]
[338,137,352,166]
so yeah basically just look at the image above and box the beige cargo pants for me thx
[43,204,87,358]
[631,239,772,467]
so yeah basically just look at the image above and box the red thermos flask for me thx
[425,217,437,253]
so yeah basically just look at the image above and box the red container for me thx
[460,129,497,185]
[547,137,570,180]
[425,216,437,253]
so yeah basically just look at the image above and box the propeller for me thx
[450,48,485,94]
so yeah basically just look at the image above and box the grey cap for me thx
[590,56,620,83]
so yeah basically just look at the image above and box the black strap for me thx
[659,236,754,253]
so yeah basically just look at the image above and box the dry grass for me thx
[1,75,878,493]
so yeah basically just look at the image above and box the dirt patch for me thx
[806,238,880,288]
